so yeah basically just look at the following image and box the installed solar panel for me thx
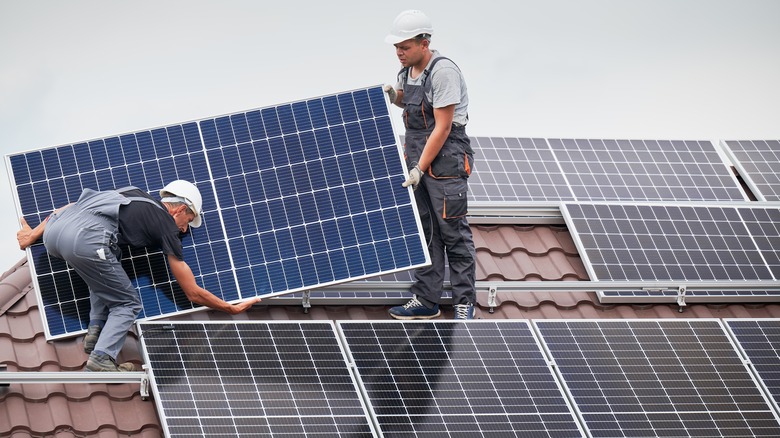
[535,319,780,437]
[138,321,374,437]
[722,140,780,201]
[7,85,429,340]
[563,202,780,302]
[338,320,584,437]
[548,138,747,202]
[467,137,574,204]
[726,319,780,410]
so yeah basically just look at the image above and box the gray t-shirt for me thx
[395,50,469,126]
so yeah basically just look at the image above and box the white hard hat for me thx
[160,180,203,228]
[385,10,433,45]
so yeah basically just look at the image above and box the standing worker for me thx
[17,181,259,371]
[384,10,477,320]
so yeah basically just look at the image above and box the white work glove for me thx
[402,164,423,190]
[383,84,397,104]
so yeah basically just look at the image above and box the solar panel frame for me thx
[137,321,377,438]
[534,319,780,437]
[338,320,585,437]
[722,140,780,202]
[7,85,430,340]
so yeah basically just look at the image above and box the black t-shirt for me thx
[116,189,184,261]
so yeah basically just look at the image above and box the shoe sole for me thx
[389,310,442,320]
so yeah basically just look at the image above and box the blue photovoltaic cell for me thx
[726,319,780,409]
[535,319,780,437]
[339,321,584,437]
[8,86,428,340]
[723,140,780,202]
[139,321,374,437]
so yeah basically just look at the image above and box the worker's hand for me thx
[17,217,36,250]
[383,84,397,104]
[402,164,423,190]
[228,297,261,314]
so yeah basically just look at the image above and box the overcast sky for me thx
[1,0,779,270]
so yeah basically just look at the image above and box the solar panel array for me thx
[138,321,375,437]
[461,137,745,206]
[562,202,780,302]
[726,319,780,410]
[535,319,780,437]
[339,320,583,437]
[7,86,429,339]
[722,140,780,202]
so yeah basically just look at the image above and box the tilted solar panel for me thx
[726,319,780,410]
[339,320,584,437]
[722,140,780,201]
[563,202,780,303]
[535,319,780,437]
[138,321,375,437]
[7,86,429,339]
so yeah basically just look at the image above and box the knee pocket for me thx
[441,179,469,219]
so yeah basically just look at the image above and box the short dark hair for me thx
[415,33,431,43]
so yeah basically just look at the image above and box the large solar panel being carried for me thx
[138,321,375,437]
[535,319,780,437]
[7,85,429,340]
[562,202,780,303]
[726,319,780,410]
[722,140,780,201]
[338,320,584,437]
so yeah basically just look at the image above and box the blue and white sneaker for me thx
[389,295,441,320]
[454,303,475,320]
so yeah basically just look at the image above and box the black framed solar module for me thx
[561,202,780,304]
[7,85,430,340]
[338,320,585,438]
[137,321,376,437]
[534,319,780,438]
[725,319,780,412]
[721,140,780,202]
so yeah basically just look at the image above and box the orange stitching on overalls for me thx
[464,153,471,175]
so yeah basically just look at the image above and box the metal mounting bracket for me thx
[487,286,498,314]
[676,286,687,312]
[302,290,311,314]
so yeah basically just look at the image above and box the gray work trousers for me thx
[44,204,141,360]
[410,176,477,306]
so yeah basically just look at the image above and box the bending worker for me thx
[384,10,478,320]
[17,180,259,371]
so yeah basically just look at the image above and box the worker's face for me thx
[394,38,428,68]
[172,205,196,233]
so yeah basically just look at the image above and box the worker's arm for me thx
[17,203,73,250]
[167,254,260,314]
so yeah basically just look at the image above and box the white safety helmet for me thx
[385,9,433,45]
[160,180,203,228]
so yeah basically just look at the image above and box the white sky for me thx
[1,0,779,270]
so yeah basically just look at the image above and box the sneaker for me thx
[389,295,441,320]
[86,351,135,372]
[454,303,475,320]
[83,325,102,354]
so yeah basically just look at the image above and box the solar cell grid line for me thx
[338,320,585,438]
[203,86,429,301]
[7,122,232,340]
[725,319,780,411]
[465,137,574,205]
[534,319,780,438]
[722,140,780,202]
[138,321,376,438]
[547,138,747,202]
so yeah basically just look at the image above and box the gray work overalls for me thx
[401,56,477,306]
[44,187,165,359]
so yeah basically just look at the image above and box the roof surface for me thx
[2,224,780,437]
